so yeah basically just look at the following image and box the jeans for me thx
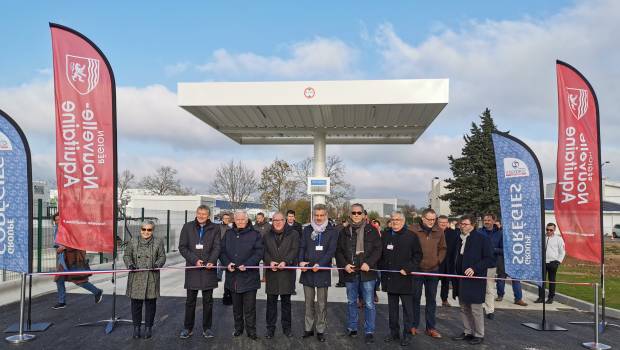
[345,279,376,334]
[55,277,100,304]
[184,289,213,331]
[412,274,439,329]
[266,294,292,332]
[131,298,156,327]
[497,276,523,301]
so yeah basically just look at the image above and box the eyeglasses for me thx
[460,223,471,226]
[545,229,554,232]
[141,228,153,232]
[272,219,285,222]
[423,217,436,221]
[351,211,363,215]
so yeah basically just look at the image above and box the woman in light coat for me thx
[123,220,166,340]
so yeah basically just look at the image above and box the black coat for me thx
[379,227,423,295]
[298,224,338,288]
[178,220,221,290]
[286,221,303,239]
[220,226,264,293]
[439,228,460,275]
[263,228,300,295]
[454,231,494,304]
[335,223,382,282]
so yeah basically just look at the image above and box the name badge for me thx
[315,245,324,251]
[195,244,203,250]
[387,244,394,250]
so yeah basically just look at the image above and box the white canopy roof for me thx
[178,79,449,144]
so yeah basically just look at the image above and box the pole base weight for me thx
[5,333,35,344]
[522,322,568,331]
[582,342,611,350]
[76,317,133,334]
[4,322,52,333]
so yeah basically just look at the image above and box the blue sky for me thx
[1,0,619,207]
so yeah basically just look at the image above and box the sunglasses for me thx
[141,228,153,232]
[351,211,363,215]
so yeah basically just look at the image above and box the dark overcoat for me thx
[379,227,423,294]
[178,220,221,290]
[453,230,494,304]
[220,226,264,293]
[439,228,460,275]
[335,223,382,283]
[263,228,300,295]
[298,224,338,288]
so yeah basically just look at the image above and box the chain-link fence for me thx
[1,202,192,283]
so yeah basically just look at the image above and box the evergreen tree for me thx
[441,108,501,218]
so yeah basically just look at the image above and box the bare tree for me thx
[118,169,135,210]
[258,159,296,211]
[210,160,258,209]
[140,166,189,195]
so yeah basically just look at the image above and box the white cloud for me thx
[196,37,361,80]
[164,62,190,76]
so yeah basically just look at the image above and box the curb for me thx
[521,282,620,321]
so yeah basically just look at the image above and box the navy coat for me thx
[220,226,264,293]
[453,231,494,304]
[178,220,221,290]
[298,224,338,288]
[439,228,460,275]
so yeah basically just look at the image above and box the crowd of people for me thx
[50,204,566,346]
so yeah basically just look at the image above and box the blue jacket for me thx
[220,226,264,293]
[476,226,502,268]
[298,224,338,288]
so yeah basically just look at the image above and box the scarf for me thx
[349,220,366,255]
[310,220,328,241]
[460,232,469,255]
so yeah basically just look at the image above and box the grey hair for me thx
[313,203,328,213]
[271,211,284,220]
[390,211,405,221]
[234,210,248,220]
[197,204,210,213]
[141,220,156,230]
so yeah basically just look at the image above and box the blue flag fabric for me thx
[492,132,543,286]
[0,110,32,274]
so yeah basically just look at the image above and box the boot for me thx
[144,326,152,339]
[133,326,141,339]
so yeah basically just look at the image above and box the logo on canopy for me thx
[66,55,100,95]
[566,87,588,120]
[304,87,315,99]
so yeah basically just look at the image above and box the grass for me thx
[555,271,620,310]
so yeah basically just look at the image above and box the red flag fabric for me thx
[554,61,601,263]
[51,24,116,253]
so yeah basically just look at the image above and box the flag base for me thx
[5,333,35,344]
[4,322,52,333]
[582,342,611,350]
[76,317,133,334]
[522,322,567,331]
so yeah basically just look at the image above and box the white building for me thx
[428,177,452,216]
[32,180,50,214]
[349,198,409,217]
[546,180,620,204]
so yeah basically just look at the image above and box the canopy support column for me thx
[313,130,326,205]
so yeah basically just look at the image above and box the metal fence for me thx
[1,203,192,283]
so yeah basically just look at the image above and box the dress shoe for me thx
[545,298,554,304]
[486,313,494,320]
[400,334,412,346]
[384,334,399,342]
[265,330,274,339]
[179,329,192,339]
[302,331,314,338]
[442,300,451,307]
[452,332,474,341]
[514,299,528,306]
[232,330,243,337]
[425,328,442,338]
[283,329,293,337]
[144,327,152,339]
[133,326,141,339]
[364,333,374,344]
[346,329,357,337]
[469,336,484,345]
[495,296,503,302]
[247,333,258,340]
[534,298,544,303]
[317,333,326,342]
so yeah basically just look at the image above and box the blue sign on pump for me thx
[0,110,32,274]
[492,132,543,286]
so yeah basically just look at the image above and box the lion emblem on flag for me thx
[65,55,100,95]
[566,87,588,120]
